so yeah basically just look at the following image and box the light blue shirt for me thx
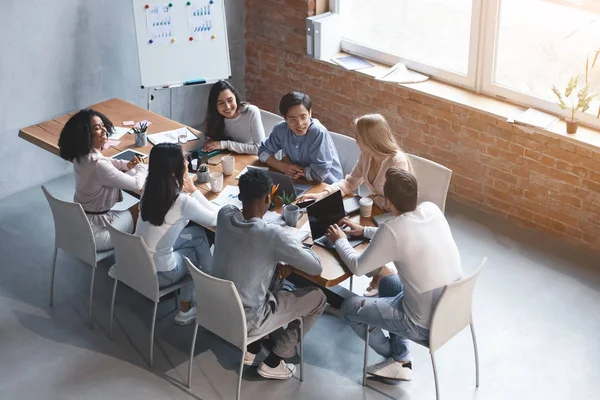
[258,118,343,184]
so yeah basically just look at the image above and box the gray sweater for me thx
[221,104,266,154]
[211,205,323,330]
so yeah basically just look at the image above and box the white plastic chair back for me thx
[259,109,284,138]
[406,154,452,213]
[41,186,97,267]
[106,224,160,302]
[330,132,360,176]
[186,258,247,350]
[429,258,487,353]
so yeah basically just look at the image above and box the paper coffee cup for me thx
[222,155,235,176]
[359,197,373,218]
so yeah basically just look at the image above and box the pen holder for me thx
[134,132,147,147]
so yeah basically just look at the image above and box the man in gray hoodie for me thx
[211,169,326,380]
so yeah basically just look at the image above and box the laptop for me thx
[247,166,311,198]
[307,191,364,249]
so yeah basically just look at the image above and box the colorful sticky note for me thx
[122,121,135,126]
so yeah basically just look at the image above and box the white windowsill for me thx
[323,53,600,154]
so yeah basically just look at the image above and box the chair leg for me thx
[431,352,440,400]
[299,318,304,382]
[470,322,480,388]
[349,275,354,292]
[88,267,96,330]
[149,301,158,368]
[236,351,244,400]
[49,247,58,307]
[174,290,179,312]
[109,279,118,340]
[187,323,199,388]
[362,324,370,386]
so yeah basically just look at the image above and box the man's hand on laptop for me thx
[338,218,365,237]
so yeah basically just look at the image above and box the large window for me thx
[338,0,600,128]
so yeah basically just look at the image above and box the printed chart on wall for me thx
[146,3,174,43]
[132,0,231,88]
[188,1,215,41]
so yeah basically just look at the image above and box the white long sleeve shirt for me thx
[136,191,219,272]
[220,104,266,154]
[334,202,463,329]
[74,149,147,227]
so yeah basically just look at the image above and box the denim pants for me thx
[341,275,429,361]
[157,225,212,304]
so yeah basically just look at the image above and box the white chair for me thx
[259,109,284,138]
[106,223,192,367]
[362,257,487,400]
[185,258,304,398]
[406,154,452,213]
[42,186,114,329]
[329,131,360,177]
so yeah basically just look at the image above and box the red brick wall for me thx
[245,0,600,251]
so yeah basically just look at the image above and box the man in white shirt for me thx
[326,167,463,381]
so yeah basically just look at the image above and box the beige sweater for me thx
[324,151,411,211]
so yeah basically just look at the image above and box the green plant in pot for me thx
[552,76,596,134]
[132,122,148,147]
[196,164,210,183]
[278,191,296,206]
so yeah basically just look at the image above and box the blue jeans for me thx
[157,225,212,304]
[341,275,429,361]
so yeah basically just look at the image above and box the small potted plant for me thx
[132,122,148,147]
[278,190,296,206]
[279,191,300,227]
[196,164,210,183]
[552,75,596,134]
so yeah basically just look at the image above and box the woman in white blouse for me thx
[300,114,412,297]
[202,80,266,155]
[135,143,219,325]
[58,109,147,251]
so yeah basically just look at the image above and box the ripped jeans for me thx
[341,275,429,362]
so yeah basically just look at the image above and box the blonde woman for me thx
[300,114,411,296]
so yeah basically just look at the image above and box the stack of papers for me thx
[284,226,310,242]
[211,185,242,209]
[331,55,374,71]
[147,127,198,145]
[511,108,558,130]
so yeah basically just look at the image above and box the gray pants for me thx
[248,287,326,358]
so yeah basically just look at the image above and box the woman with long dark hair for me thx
[58,109,147,250]
[135,143,218,325]
[202,80,265,154]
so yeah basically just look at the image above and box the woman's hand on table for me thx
[338,217,365,237]
[127,155,144,170]
[325,224,347,243]
[203,140,222,152]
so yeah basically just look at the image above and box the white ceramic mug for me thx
[221,155,235,176]
[209,172,224,193]
[359,197,374,218]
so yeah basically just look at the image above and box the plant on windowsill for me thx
[196,164,209,183]
[132,122,149,147]
[552,75,596,134]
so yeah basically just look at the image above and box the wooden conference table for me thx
[19,98,381,289]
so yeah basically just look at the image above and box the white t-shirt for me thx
[221,104,266,154]
[136,191,219,272]
[335,202,463,328]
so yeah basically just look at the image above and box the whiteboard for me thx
[132,0,231,88]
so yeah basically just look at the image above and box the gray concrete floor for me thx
[1,174,599,400]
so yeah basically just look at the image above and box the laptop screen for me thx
[307,190,346,239]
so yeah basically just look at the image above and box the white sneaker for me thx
[244,346,268,366]
[363,286,379,297]
[108,265,116,280]
[366,359,412,381]
[174,306,197,325]
[257,360,296,380]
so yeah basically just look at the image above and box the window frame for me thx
[334,0,600,130]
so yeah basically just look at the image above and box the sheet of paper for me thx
[147,127,198,145]
[111,127,130,140]
[103,139,121,150]
[264,210,286,226]
[187,1,214,41]
[283,226,310,242]
[376,62,429,84]
[146,3,174,43]
[211,185,242,209]
[235,165,269,179]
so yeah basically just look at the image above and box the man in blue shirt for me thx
[258,91,343,184]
